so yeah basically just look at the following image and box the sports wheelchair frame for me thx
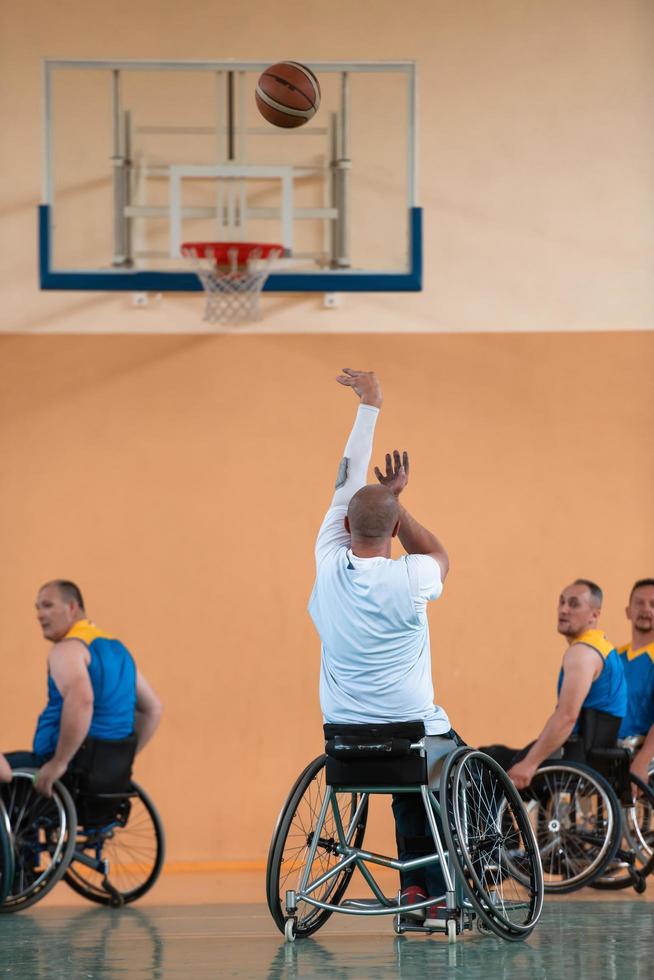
[267,723,544,944]
[0,736,165,912]
[506,711,654,895]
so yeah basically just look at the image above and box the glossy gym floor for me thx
[0,875,651,980]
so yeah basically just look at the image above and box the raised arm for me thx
[314,369,382,564]
[330,369,383,508]
[374,450,450,580]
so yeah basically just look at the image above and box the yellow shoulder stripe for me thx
[624,641,654,663]
[574,629,614,659]
[64,619,113,644]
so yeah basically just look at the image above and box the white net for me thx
[182,244,282,324]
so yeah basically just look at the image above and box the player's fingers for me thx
[393,449,401,472]
[385,453,393,477]
[402,451,409,476]
[373,466,383,482]
[336,375,355,385]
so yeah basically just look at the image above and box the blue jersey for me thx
[33,619,137,757]
[618,642,654,738]
[557,629,627,726]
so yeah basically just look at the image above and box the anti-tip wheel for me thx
[284,918,296,942]
[447,919,457,944]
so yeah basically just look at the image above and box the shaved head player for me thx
[308,369,453,927]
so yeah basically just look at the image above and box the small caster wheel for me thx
[393,914,404,935]
[284,918,296,942]
[476,917,492,936]
[633,875,647,895]
[447,919,457,944]
[109,895,124,908]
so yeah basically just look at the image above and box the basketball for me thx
[255,61,321,128]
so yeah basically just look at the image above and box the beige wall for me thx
[1,0,653,332]
[1,332,652,861]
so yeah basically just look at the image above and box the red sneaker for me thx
[424,903,447,929]
[399,886,427,922]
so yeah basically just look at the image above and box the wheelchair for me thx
[266,722,544,944]
[500,710,654,895]
[0,735,165,912]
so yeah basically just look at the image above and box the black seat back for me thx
[66,734,137,796]
[323,721,427,787]
[562,708,622,762]
[562,709,631,801]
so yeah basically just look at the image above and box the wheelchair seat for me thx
[64,733,138,827]
[562,707,623,762]
[324,721,427,787]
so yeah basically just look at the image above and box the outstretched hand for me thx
[336,368,382,408]
[374,450,409,496]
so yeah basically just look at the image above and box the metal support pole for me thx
[42,61,54,205]
[123,109,133,266]
[111,70,131,266]
[330,73,351,269]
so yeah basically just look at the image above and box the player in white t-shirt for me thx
[308,368,452,926]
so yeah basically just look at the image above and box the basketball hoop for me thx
[182,242,283,324]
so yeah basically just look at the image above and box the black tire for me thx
[0,770,77,912]
[0,800,15,904]
[266,755,368,938]
[440,748,544,942]
[516,761,621,894]
[590,774,654,891]
[63,782,165,905]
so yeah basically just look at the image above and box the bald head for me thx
[347,485,400,540]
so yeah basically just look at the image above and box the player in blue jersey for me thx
[5,580,162,796]
[483,580,627,789]
[617,579,654,785]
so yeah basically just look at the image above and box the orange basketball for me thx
[255,61,321,129]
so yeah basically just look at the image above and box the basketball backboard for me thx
[39,59,421,294]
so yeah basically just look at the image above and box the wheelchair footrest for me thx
[341,898,392,910]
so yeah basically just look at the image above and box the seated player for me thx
[483,580,627,789]
[5,580,163,797]
[308,368,452,927]
[617,578,654,784]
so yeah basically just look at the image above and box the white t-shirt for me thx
[308,505,451,735]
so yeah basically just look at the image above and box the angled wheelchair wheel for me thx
[0,800,15,904]
[0,770,77,912]
[590,774,654,891]
[440,749,544,942]
[514,761,621,894]
[266,755,368,938]
[63,782,165,906]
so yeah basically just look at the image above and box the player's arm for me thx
[315,369,382,564]
[508,644,599,789]
[374,450,449,581]
[34,639,94,797]
[134,670,163,754]
[630,723,654,785]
